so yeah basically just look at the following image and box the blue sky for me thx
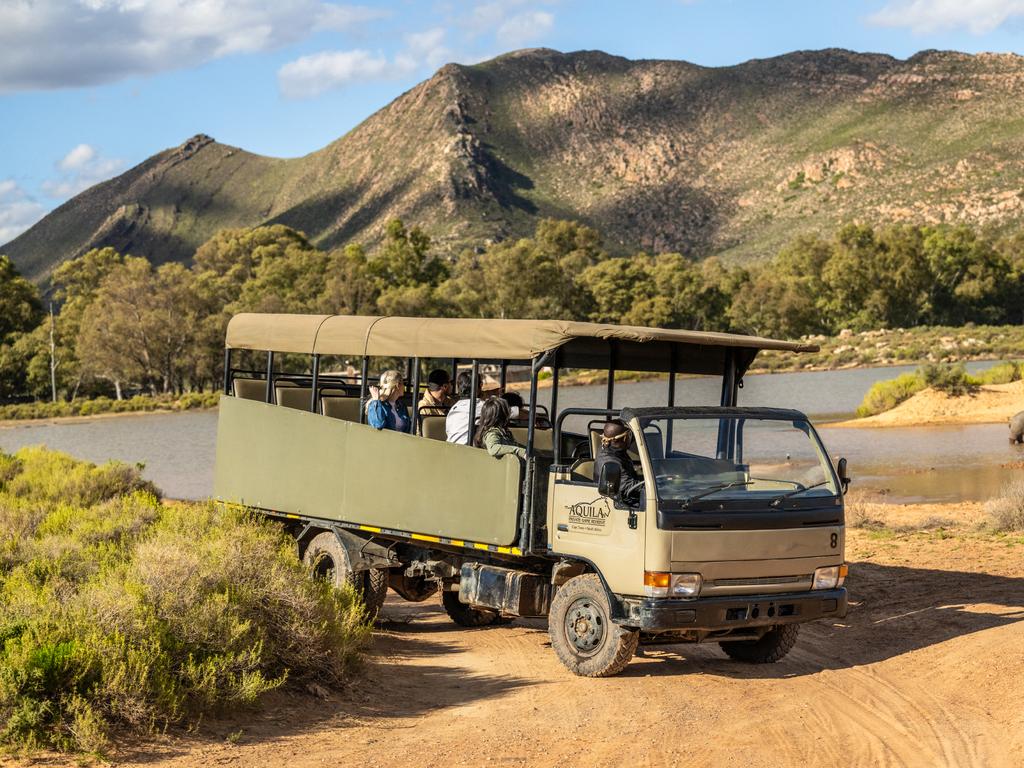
[3,0,1024,244]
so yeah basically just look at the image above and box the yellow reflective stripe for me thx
[284,513,300,519]
[358,525,382,533]
[411,533,441,543]
[449,539,465,547]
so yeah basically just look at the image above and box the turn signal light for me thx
[644,571,670,597]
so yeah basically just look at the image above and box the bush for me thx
[856,372,926,417]
[977,361,1022,385]
[0,449,369,755]
[918,363,979,397]
[985,479,1024,532]
[0,393,220,422]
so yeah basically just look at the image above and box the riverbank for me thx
[833,380,1024,428]
[0,392,221,424]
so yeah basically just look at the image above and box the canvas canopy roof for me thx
[225,314,818,375]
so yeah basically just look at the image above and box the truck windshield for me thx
[638,415,838,506]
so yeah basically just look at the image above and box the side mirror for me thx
[836,457,851,495]
[598,462,621,498]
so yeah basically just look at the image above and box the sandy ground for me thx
[835,380,1024,429]
[12,502,1021,768]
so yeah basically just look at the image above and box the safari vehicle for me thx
[214,314,850,677]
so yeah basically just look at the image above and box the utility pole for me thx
[49,302,57,403]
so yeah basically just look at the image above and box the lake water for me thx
[1,362,1019,503]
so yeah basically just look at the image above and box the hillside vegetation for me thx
[9,48,1024,280]
[0,448,369,756]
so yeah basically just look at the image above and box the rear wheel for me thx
[719,624,799,663]
[548,574,638,677]
[303,532,386,618]
[441,590,499,627]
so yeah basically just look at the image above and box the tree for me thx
[0,255,41,340]
[578,256,655,324]
[78,258,200,396]
[319,244,380,315]
[370,219,448,288]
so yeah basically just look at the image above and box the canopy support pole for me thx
[264,352,274,404]
[606,341,616,414]
[467,360,479,446]
[222,349,232,395]
[717,349,737,458]
[451,358,458,383]
[550,349,560,428]
[499,361,508,391]
[527,350,553,458]
[359,356,369,424]
[667,346,677,453]
[410,358,421,434]
[310,354,320,412]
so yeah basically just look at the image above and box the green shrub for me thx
[3,447,159,507]
[0,449,369,755]
[856,372,926,417]
[0,393,220,422]
[918,363,980,396]
[976,361,1022,385]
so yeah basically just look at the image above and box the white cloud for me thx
[278,26,454,99]
[868,0,1024,34]
[0,181,47,245]
[0,1,389,92]
[42,145,125,199]
[58,144,98,172]
[496,10,555,48]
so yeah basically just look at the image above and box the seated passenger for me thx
[446,371,482,444]
[594,420,645,504]
[418,369,455,417]
[475,397,527,459]
[500,391,526,422]
[366,370,410,433]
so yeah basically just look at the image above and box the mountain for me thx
[8,47,1024,282]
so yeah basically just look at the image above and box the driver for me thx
[594,420,645,505]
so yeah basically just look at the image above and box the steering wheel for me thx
[570,440,591,460]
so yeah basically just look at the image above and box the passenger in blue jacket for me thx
[366,370,410,433]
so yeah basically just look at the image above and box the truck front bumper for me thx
[615,588,848,632]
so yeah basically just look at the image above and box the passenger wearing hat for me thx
[418,368,455,417]
[594,419,645,504]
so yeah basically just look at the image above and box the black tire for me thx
[363,568,389,617]
[719,624,799,663]
[548,574,639,677]
[441,590,499,627]
[303,531,385,617]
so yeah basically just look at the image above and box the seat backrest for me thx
[233,378,267,402]
[509,426,553,454]
[321,396,362,423]
[571,459,595,482]
[421,415,448,441]
[276,386,313,411]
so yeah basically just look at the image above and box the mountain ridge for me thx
[7,46,1024,282]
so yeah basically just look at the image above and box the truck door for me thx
[548,465,647,596]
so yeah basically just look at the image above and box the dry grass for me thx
[985,478,1024,532]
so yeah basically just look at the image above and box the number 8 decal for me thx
[830,533,838,548]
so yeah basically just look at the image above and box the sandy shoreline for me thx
[832,380,1024,429]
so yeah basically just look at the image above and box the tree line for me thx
[1,217,1023,401]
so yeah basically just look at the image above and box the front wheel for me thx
[719,624,799,663]
[303,531,387,618]
[548,574,639,677]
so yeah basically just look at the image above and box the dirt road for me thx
[87,519,1020,768]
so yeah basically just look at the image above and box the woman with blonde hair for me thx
[366,369,410,433]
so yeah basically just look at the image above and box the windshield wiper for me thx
[681,480,753,508]
[769,480,831,507]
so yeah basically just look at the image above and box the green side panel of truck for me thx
[214,395,522,545]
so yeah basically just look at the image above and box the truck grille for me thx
[710,575,805,587]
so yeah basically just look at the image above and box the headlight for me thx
[670,573,702,597]
[643,571,702,597]
[812,564,848,590]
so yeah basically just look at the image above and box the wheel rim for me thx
[564,597,606,656]
[311,551,336,581]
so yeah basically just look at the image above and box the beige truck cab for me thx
[214,313,849,677]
